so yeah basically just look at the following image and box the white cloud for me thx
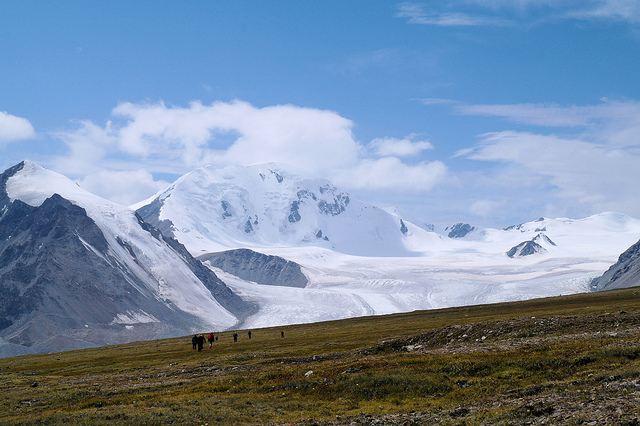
[78,169,169,207]
[370,136,434,157]
[455,103,592,127]
[336,157,447,192]
[398,1,640,27]
[420,98,458,106]
[0,111,36,144]
[109,100,361,176]
[566,0,640,23]
[469,199,506,218]
[51,100,447,205]
[463,130,640,214]
[51,120,115,175]
[397,3,511,26]
[439,98,640,222]
[455,100,640,128]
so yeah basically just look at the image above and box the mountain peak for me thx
[0,162,255,357]
[136,163,416,256]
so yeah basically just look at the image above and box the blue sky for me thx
[2,1,640,228]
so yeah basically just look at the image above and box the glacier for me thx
[136,164,640,329]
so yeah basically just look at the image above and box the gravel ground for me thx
[284,312,640,425]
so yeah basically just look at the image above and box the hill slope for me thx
[1,288,639,425]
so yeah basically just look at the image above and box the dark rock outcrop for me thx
[507,233,555,258]
[199,248,308,288]
[591,239,640,291]
[400,220,408,236]
[507,240,546,258]
[446,223,475,239]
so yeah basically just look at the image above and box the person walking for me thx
[208,333,215,348]
[197,334,205,351]
[247,330,252,339]
[233,332,238,343]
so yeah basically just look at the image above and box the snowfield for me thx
[132,163,640,330]
[207,223,638,330]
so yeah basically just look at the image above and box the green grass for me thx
[1,287,640,424]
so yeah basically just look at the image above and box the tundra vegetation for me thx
[1,288,640,425]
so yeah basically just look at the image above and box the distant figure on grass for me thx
[247,330,252,339]
[197,334,205,351]
[192,334,198,350]
[208,333,215,348]
[233,332,238,343]
[281,331,285,338]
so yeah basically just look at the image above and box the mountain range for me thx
[2,160,640,356]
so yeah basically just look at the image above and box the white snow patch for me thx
[110,310,159,325]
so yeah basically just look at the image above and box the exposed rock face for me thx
[400,220,408,236]
[0,162,256,357]
[591,239,640,291]
[446,223,475,239]
[507,240,546,258]
[0,192,193,355]
[135,195,176,238]
[198,248,308,288]
[507,233,555,258]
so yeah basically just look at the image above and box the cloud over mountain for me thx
[49,100,447,205]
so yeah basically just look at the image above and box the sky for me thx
[2,1,640,228]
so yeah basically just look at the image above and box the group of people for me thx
[191,329,284,351]
[191,333,216,351]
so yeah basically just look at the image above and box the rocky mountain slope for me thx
[198,248,308,288]
[590,238,640,291]
[0,161,255,357]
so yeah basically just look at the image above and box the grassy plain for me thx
[1,287,640,425]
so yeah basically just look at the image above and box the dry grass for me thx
[1,287,640,425]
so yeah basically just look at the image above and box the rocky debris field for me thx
[286,312,640,425]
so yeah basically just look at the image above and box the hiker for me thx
[197,334,205,351]
[192,334,198,350]
[247,330,252,339]
[233,332,238,343]
[280,331,285,338]
[208,333,215,348]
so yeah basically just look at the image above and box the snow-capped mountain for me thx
[133,164,640,330]
[0,161,255,357]
[506,233,556,258]
[221,212,640,330]
[134,164,429,257]
[3,161,640,356]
